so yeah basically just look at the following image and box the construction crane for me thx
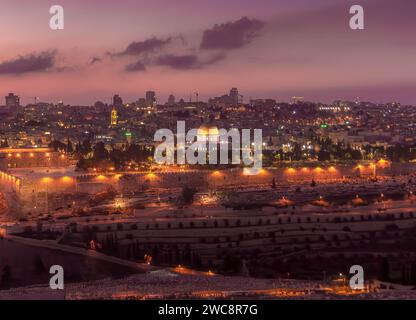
[104,96,113,105]
[26,96,39,105]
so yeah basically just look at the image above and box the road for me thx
[4,234,157,273]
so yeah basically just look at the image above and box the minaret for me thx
[110,106,118,126]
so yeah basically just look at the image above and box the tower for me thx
[229,88,239,105]
[110,106,118,126]
[145,91,156,107]
[112,94,123,108]
[5,93,20,108]
[167,94,175,106]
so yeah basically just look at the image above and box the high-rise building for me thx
[229,88,239,105]
[136,98,146,108]
[113,94,123,108]
[145,91,156,107]
[167,94,175,106]
[5,93,20,108]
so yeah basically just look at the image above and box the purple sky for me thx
[0,0,415,105]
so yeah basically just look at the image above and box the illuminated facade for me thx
[110,106,118,126]
[0,148,69,169]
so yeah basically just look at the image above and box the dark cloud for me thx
[120,37,171,56]
[125,60,146,72]
[155,53,225,70]
[0,51,56,75]
[88,56,102,65]
[204,53,227,65]
[156,54,199,69]
[200,17,264,50]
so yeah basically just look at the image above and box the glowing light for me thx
[61,176,73,183]
[258,169,268,175]
[301,167,309,173]
[29,153,34,157]
[97,175,107,180]
[16,153,21,158]
[242,168,262,176]
[41,177,53,183]
[377,159,390,168]
[144,254,152,265]
[314,167,323,173]
[328,166,337,173]
[45,152,50,157]
[286,168,296,174]
[211,170,222,177]
[146,173,157,180]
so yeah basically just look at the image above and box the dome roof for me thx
[198,124,219,136]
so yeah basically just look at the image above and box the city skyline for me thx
[0,0,416,105]
[2,0,416,303]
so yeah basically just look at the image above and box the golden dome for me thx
[198,125,219,136]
